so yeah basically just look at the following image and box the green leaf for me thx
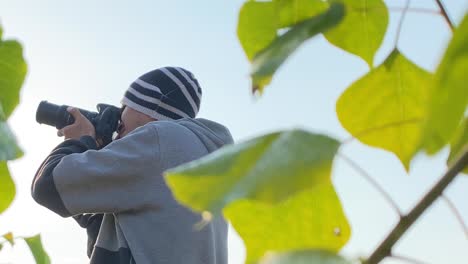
[275,0,328,28]
[166,130,340,214]
[0,161,15,214]
[237,0,328,62]
[225,185,351,264]
[324,0,389,67]
[2,232,14,246]
[24,234,51,264]
[238,1,278,61]
[251,3,345,94]
[0,25,25,160]
[258,250,352,264]
[0,38,27,119]
[166,129,351,261]
[0,118,23,160]
[336,49,432,171]
[423,13,468,154]
[447,117,468,174]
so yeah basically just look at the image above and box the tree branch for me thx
[365,146,468,264]
[435,0,455,31]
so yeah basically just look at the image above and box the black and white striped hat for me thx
[121,67,202,120]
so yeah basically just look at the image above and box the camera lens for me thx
[36,101,73,129]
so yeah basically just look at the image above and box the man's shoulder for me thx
[141,119,196,138]
[143,119,188,132]
[142,118,233,148]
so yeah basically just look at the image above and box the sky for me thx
[0,0,467,263]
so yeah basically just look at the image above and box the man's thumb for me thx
[67,107,81,120]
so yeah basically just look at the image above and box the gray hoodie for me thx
[32,118,233,264]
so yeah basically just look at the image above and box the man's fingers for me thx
[58,107,96,140]
[67,107,83,121]
[61,124,76,136]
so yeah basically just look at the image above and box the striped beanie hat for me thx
[121,67,202,120]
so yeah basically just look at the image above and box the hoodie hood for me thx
[174,118,234,152]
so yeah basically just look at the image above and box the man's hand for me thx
[57,107,96,140]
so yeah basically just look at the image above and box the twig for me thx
[389,254,431,264]
[441,194,468,239]
[365,146,468,264]
[394,0,411,47]
[338,153,402,217]
[388,7,440,15]
[435,0,455,31]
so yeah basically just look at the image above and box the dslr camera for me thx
[36,101,121,147]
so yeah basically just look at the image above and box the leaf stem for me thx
[365,146,468,264]
[394,0,411,47]
[338,153,402,217]
[441,194,468,239]
[435,0,454,31]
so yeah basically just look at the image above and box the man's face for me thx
[115,106,156,139]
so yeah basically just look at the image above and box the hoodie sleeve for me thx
[31,136,99,217]
[32,124,161,217]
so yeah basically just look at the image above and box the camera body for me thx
[36,101,121,147]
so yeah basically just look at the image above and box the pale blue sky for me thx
[0,0,467,263]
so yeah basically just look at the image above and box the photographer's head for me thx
[117,66,202,139]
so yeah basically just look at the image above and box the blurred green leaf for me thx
[238,0,328,62]
[275,0,328,28]
[166,130,340,214]
[258,250,352,264]
[0,162,15,214]
[0,243,3,251]
[166,128,350,261]
[0,114,23,160]
[336,49,432,171]
[423,13,468,154]
[225,185,350,264]
[0,37,27,119]
[24,234,51,264]
[447,117,468,174]
[2,232,14,246]
[238,1,278,61]
[0,24,25,161]
[324,0,388,67]
[251,3,344,93]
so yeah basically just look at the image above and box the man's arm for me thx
[32,134,104,257]
[32,124,161,217]
[31,136,99,217]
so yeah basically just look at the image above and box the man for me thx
[32,67,233,264]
